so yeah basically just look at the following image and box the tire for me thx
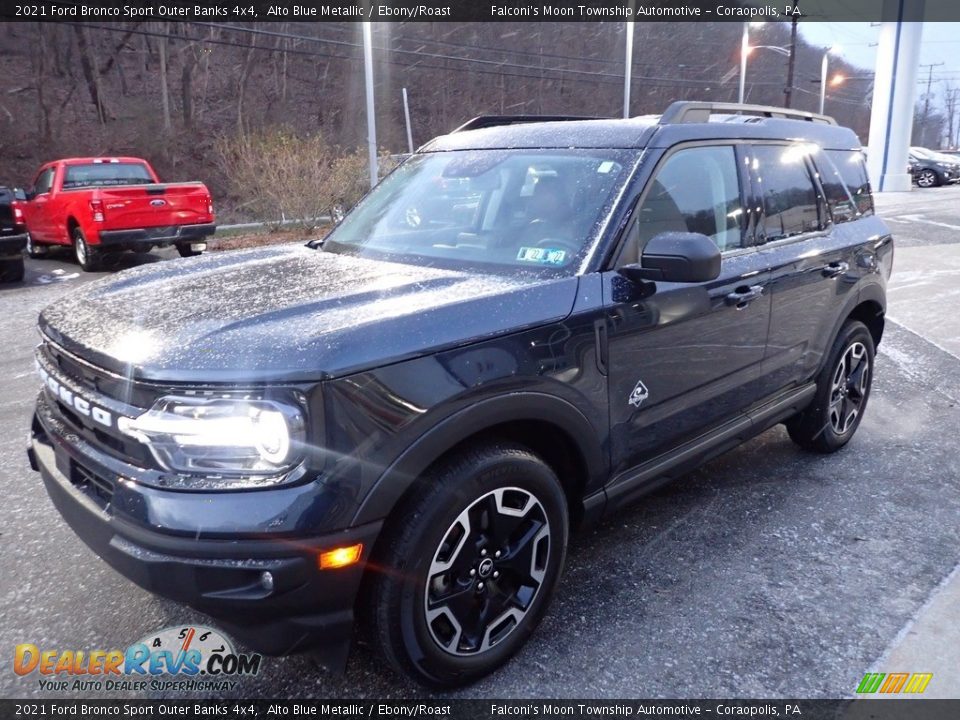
[786,320,875,453]
[0,257,25,283]
[176,243,203,258]
[25,233,48,259]
[72,226,100,272]
[365,441,569,687]
[916,169,939,188]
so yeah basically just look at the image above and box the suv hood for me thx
[39,245,579,383]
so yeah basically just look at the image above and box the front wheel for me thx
[787,320,875,453]
[365,441,569,687]
[72,227,100,272]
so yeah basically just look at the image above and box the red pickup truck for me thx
[22,157,215,271]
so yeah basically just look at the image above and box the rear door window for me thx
[749,144,824,242]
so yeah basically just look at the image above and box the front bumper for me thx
[97,222,216,246]
[28,398,381,669]
[0,231,27,257]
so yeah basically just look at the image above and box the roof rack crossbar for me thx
[453,115,609,133]
[658,101,837,126]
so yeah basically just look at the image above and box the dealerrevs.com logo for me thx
[14,626,262,693]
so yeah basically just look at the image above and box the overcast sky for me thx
[800,22,960,105]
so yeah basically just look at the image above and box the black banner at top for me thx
[0,0,951,23]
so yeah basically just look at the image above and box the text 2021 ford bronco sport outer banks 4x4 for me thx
[28,102,892,687]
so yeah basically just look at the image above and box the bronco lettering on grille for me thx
[38,365,113,429]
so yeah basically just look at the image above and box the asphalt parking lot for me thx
[2,188,960,700]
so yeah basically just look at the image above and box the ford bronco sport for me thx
[28,102,892,687]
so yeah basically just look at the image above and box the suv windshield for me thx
[323,149,636,275]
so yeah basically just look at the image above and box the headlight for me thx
[118,396,306,477]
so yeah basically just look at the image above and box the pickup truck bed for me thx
[22,157,215,271]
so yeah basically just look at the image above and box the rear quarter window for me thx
[817,150,874,223]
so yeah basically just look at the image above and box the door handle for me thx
[821,261,849,278]
[725,284,765,309]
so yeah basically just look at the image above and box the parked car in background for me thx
[21,157,215,271]
[0,186,27,283]
[908,148,959,187]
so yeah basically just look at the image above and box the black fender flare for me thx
[350,392,606,527]
[817,279,886,378]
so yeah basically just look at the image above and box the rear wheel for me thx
[176,242,203,258]
[365,441,568,687]
[72,227,100,272]
[0,257,25,283]
[25,233,48,259]
[787,320,875,453]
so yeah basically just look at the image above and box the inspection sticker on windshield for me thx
[517,247,567,265]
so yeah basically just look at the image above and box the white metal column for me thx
[867,2,925,193]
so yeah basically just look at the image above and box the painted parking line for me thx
[887,213,960,231]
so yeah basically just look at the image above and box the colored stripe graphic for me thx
[880,673,909,693]
[857,672,933,694]
[857,673,885,693]
[903,673,933,694]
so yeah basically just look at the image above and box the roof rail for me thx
[452,115,609,133]
[659,101,837,126]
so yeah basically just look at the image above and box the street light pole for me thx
[819,51,828,114]
[623,21,634,118]
[738,22,749,104]
[362,21,378,189]
[819,46,842,115]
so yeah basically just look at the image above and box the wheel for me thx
[72,227,100,271]
[176,243,203,258]
[0,256,25,283]
[365,441,569,687]
[916,169,939,188]
[25,233,48,259]
[787,320,875,453]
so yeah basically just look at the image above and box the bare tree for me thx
[73,24,109,123]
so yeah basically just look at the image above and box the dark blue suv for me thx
[28,102,892,687]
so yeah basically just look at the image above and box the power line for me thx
[76,21,790,91]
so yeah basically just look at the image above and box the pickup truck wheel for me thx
[25,233,48,259]
[176,243,203,258]
[72,228,100,272]
[786,320,875,453]
[0,257,25,283]
[365,441,568,687]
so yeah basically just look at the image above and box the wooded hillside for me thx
[0,21,875,221]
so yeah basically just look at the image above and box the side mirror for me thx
[13,187,27,201]
[619,232,721,284]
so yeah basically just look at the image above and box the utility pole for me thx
[784,16,798,108]
[944,85,957,151]
[919,62,944,147]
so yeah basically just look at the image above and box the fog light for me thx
[190,242,207,252]
[260,571,274,592]
[318,543,363,570]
